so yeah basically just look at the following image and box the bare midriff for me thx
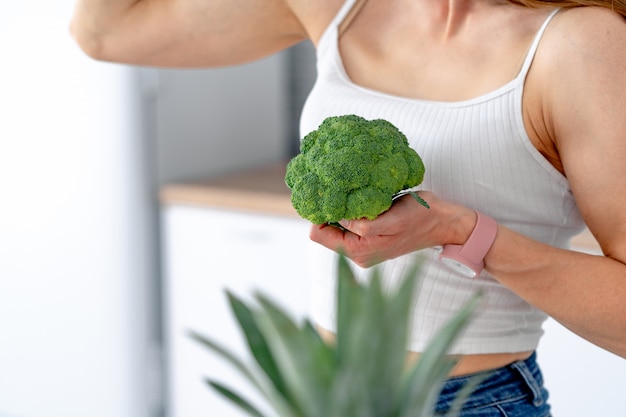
[316,326,533,377]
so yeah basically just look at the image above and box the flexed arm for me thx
[70,0,309,67]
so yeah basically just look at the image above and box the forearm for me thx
[310,192,626,357]
[485,225,626,358]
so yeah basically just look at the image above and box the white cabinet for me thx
[161,200,311,417]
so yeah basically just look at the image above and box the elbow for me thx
[69,23,101,61]
[612,338,626,360]
[69,19,115,62]
[593,329,626,360]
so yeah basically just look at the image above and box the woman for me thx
[72,1,626,415]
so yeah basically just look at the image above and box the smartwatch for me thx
[439,211,498,278]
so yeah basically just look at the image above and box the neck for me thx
[417,0,509,39]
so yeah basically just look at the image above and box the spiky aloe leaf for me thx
[254,293,335,417]
[226,291,292,405]
[329,255,423,417]
[329,261,380,417]
[328,367,376,417]
[397,292,484,417]
[206,380,269,417]
[188,330,265,394]
[370,259,422,414]
[191,253,482,417]
[301,319,336,374]
[334,253,363,365]
[188,330,296,417]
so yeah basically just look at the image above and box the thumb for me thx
[338,219,352,230]
[338,217,380,237]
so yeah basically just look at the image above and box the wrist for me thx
[439,211,498,278]
[438,206,479,247]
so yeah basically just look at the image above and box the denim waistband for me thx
[435,352,547,414]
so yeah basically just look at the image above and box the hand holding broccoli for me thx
[285,114,427,224]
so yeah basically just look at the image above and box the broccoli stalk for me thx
[285,114,427,225]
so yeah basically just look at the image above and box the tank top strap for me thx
[331,0,360,31]
[517,8,561,80]
[317,0,358,54]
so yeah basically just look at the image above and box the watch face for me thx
[441,257,477,278]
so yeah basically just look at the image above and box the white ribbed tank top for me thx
[300,1,584,354]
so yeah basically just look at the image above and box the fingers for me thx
[309,222,353,257]
[309,223,346,251]
[309,192,440,267]
[338,218,374,236]
[309,223,385,268]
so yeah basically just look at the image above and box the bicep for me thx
[548,8,626,262]
[74,0,309,67]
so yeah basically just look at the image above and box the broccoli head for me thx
[285,114,425,224]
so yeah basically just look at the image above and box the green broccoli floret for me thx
[285,114,426,224]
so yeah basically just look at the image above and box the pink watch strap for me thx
[439,211,498,276]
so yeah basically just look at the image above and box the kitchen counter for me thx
[160,162,298,217]
[159,162,601,252]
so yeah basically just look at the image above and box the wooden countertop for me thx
[159,162,299,217]
[160,162,601,252]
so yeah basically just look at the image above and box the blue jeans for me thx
[435,352,551,417]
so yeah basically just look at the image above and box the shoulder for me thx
[541,6,626,63]
[530,6,626,132]
[522,6,625,166]
[528,7,626,256]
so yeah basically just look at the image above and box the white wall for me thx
[0,3,293,417]
[0,3,156,417]
[154,60,289,185]
[539,319,626,417]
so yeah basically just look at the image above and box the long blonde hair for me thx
[509,0,626,17]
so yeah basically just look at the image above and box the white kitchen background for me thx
[1,3,157,417]
[1,2,624,417]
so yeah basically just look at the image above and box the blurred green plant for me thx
[190,254,483,417]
